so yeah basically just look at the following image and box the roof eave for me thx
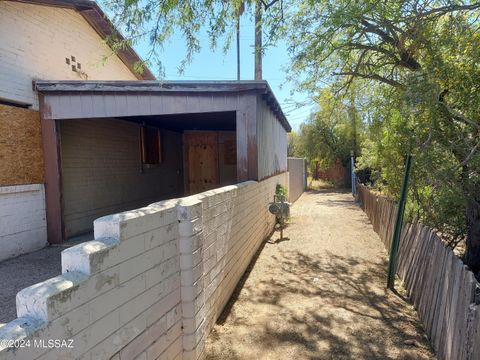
[34,80,291,132]
[11,0,156,80]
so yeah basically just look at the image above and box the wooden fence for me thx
[356,184,480,360]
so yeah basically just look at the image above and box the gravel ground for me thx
[205,190,436,360]
[0,234,91,325]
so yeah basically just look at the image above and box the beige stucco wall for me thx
[0,1,137,108]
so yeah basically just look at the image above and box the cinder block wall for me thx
[0,173,286,360]
[60,118,184,238]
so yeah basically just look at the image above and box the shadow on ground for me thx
[206,191,434,360]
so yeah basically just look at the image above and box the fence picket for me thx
[355,184,480,360]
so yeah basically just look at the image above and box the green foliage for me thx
[104,0,480,265]
[275,183,288,198]
[103,0,286,73]
[295,87,364,170]
[287,132,299,157]
[284,0,480,253]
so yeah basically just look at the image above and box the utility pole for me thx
[254,0,262,80]
[237,17,240,80]
[236,2,244,81]
[349,94,357,195]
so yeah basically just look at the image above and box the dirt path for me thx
[205,190,435,360]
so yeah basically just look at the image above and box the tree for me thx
[295,87,364,174]
[286,0,480,272]
[103,0,286,75]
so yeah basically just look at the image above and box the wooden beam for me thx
[39,96,65,244]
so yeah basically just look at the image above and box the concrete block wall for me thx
[60,119,184,238]
[0,173,287,360]
[0,184,47,261]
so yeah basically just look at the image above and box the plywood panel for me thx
[0,104,44,185]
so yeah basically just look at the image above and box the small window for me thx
[141,126,162,165]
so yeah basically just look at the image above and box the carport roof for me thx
[34,80,291,132]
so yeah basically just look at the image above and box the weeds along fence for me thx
[356,183,480,360]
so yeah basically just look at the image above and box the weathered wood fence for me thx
[356,184,480,360]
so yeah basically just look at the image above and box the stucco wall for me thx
[256,96,288,180]
[0,173,287,360]
[0,1,137,108]
[60,118,184,238]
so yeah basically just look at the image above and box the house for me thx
[0,0,153,261]
[0,0,290,260]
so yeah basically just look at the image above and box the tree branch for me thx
[334,71,403,87]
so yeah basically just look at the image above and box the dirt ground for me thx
[205,190,436,360]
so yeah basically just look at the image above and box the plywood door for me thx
[184,132,219,194]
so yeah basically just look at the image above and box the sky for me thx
[120,12,316,131]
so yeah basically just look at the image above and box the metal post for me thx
[387,154,413,289]
[351,153,356,196]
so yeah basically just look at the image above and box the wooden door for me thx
[184,132,219,194]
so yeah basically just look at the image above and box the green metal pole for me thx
[387,154,413,290]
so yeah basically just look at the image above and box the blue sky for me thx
[123,14,315,131]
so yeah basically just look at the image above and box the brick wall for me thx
[0,173,287,360]
[0,1,137,108]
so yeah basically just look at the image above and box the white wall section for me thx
[0,184,47,261]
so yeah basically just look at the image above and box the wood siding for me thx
[0,104,44,186]
[256,96,288,180]
[39,91,259,181]
[218,131,237,186]
[183,131,219,194]
[60,118,183,237]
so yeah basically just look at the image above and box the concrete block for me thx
[61,237,119,275]
[180,261,203,287]
[145,223,178,250]
[181,277,203,303]
[16,271,88,322]
[145,322,182,360]
[180,248,202,271]
[177,199,203,221]
[179,232,203,254]
[178,217,203,237]
[145,287,182,327]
